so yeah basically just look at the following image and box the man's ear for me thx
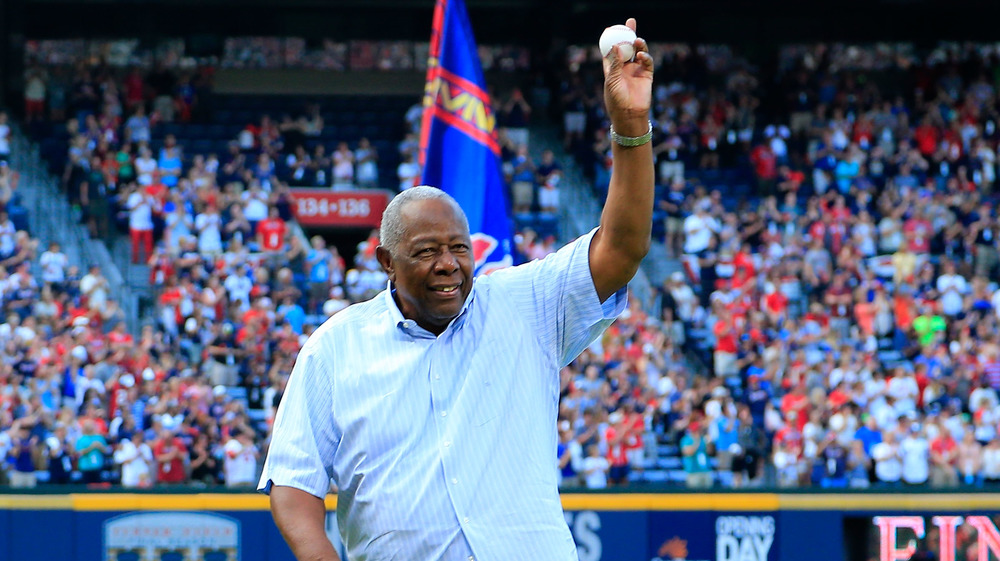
[375,245,395,281]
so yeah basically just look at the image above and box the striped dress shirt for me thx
[259,228,627,561]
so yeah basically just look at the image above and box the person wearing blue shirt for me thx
[158,137,183,188]
[714,406,741,487]
[854,414,883,458]
[277,297,306,335]
[260,19,655,561]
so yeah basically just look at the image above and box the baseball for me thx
[599,24,636,61]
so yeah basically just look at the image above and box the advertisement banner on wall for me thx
[845,513,1000,561]
[289,188,391,228]
[103,512,240,561]
[647,512,779,561]
[565,510,648,561]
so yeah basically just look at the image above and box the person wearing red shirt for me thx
[913,117,939,157]
[903,211,933,254]
[153,429,188,484]
[781,384,810,432]
[257,206,287,254]
[827,383,851,410]
[731,244,755,289]
[107,323,134,350]
[929,431,959,487]
[763,285,788,323]
[604,411,631,486]
[624,403,646,473]
[750,143,777,197]
[713,308,739,377]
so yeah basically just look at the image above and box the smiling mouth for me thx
[430,285,460,294]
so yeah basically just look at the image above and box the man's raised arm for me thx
[589,17,656,303]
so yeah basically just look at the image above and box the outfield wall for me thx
[2,492,999,561]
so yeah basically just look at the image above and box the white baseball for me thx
[599,24,636,61]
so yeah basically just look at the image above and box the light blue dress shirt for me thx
[259,228,626,561]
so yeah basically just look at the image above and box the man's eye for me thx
[452,245,469,253]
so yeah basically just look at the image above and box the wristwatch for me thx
[610,120,653,147]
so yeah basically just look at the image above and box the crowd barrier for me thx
[2,491,999,561]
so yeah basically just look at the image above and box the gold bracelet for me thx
[609,120,653,147]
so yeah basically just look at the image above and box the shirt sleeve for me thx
[489,227,627,367]
[258,344,340,499]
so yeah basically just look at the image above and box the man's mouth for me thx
[430,285,460,294]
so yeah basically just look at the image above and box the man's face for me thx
[377,198,473,334]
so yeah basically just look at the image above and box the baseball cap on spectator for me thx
[608,411,624,424]
[120,374,136,388]
[670,271,684,283]
[213,385,228,397]
[142,368,156,382]
[70,346,88,361]
[72,316,89,327]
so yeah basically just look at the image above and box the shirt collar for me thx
[383,280,477,338]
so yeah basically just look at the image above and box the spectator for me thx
[152,428,188,485]
[125,184,157,264]
[500,88,531,148]
[713,405,740,486]
[682,199,719,255]
[871,431,902,487]
[6,420,39,488]
[188,432,220,486]
[956,431,982,487]
[681,421,712,488]
[557,420,583,488]
[331,141,355,189]
[900,424,930,487]
[113,431,153,488]
[929,426,959,488]
[354,137,379,189]
[396,151,420,191]
[223,427,259,488]
[581,444,610,490]
[75,419,108,485]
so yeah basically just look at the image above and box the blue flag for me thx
[419,0,513,274]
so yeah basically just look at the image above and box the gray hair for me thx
[379,186,468,255]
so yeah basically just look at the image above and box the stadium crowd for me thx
[4,41,1000,491]
[554,42,1000,489]
[0,58,555,489]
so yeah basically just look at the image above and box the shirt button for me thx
[468,557,475,561]
[451,478,458,485]
[441,411,447,417]
[434,374,440,380]
[443,440,451,447]
[464,517,470,524]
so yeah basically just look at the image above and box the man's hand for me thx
[602,18,654,136]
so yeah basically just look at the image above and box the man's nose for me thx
[434,249,459,272]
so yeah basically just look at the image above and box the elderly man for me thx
[260,17,654,561]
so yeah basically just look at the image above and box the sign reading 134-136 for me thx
[104,511,240,561]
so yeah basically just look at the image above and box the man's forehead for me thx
[398,199,469,240]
